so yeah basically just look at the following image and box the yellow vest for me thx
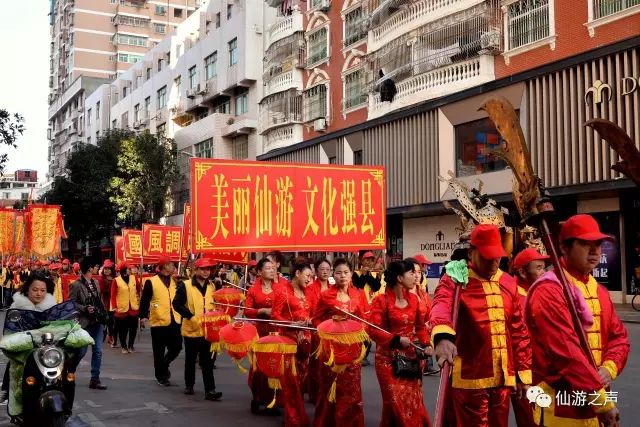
[53,277,63,303]
[149,275,182,327]
[181,279,214,338]
[115,275,139,313]
[361,271,386,303]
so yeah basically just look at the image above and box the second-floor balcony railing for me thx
[259,89,303,134]
[263,32,306,83]
[593,0,640,19]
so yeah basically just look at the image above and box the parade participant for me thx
[1,263,16,308]
[245,257,280,414]
[353,251,383,302]
[49,262,64,303]
[525,214,629,427]
[61,259,71,274]
[414,254,432,292]
[172,258,222,401]
[431,224,532,427]
[266,251,290,286]
[110,261,140,354]
[72,262,80,275]
[312,258,369,427]
[406,257,437,375]
[239,260,258,290]
[99,260,117,348]
[139,257,183,387]
[369,260,432,427]
[270,262,313,427]
[69,258,108,390]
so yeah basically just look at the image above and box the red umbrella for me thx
[220,320,258,373]
[252,333,297,408]
[315,316,369,402]
[213,287,245,317]
[202,310,231,353]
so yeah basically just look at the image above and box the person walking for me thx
[110,261,140,354]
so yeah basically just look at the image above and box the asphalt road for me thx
[0,322,638,427]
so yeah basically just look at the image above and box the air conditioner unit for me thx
[266,0,284,7]
[198,83,207,95]
[313,118,326,132]
[318,0,331,11]
[133,121,140,129]
[253,24,263,34]
[77,129,83,136]
[186,88,197,98]
[480,30,501,51]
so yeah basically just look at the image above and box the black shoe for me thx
[205,391,222,401]
[184,386,194,395]
[265,407,281,416]
[250,400,260,414]
[157,378,171,387]
[89,379,107,390]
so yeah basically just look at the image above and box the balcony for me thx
[170,102,194,127]
[116,1,150,16]
[265,70,304,97]
[266,11,304,47]
[259,89,303,134]
[263,124,303,153]
[222,117,258,137]
[368,0,487,52]
[368,55,494,119]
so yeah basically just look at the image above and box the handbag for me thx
[82,277,108,325]
[385,295,422,379]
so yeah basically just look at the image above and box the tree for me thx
[110,131,180,226]
[0,109,26,174]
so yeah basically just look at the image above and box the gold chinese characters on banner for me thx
[28,205,63,258]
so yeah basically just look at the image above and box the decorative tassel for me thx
[291,357,297,376]
[266,378,281,409]
[280,354,285,375]
[327,378,337,403]
[318,329,369,345]
[324,345,335,367]
[312,342,323,359]
[210,342,223,354]
[354,343,367,364]
[233,359,248,374]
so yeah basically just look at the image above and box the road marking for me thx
[77,412,107,427]
[102,402,171,415]
[85,400,103,408]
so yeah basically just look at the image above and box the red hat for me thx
[194,258,216,269]
[72,262,80,271]
[470,224,507,259]
[50,262,62,270]
[248,260,258,267]
[156,256,173,269]
[102,259,114,269]
[35,260,43,267]
[559,214,614,243]
[512,248,550,270]
[362,251,375,259]
[62,259,70,265]
[116,261,129,271]
[413,254,432,266]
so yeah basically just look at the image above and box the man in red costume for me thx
[525,214,629,427]
[431,224,532,427]
[510,247,549,427]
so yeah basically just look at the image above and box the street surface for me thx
[0,321,638,426]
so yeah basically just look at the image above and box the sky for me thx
[0,1,50,181]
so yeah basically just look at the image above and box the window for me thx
[216,12,221,28]
[87,108,92,125]
[146,67,152,80]
[166,51,170,65]
[176,44,182,57]
[114,33,148,47]
[136,75,143,87]
[155,5,166,15]
[307,27,328,65]
[157,57,164,72]
[117,53,143,63]
[134,103,140,122]
[455,117,508,177]
[594,0,640,19]
[344,7,366,46]
[232,136,249,160]
[121,111,129,128]
[353,150,363,165]
[154,23,166,34]
[157,85,167,108]
[112,119,117,129]
[96,102,100,119]
[188,66,197,88]
[205,52,217,80]
[227,4,233,19]
[304,84,327,121]
[144,96,151,118]
[114,15,149,27]
[235,89,249,116]
[174,75,182,96]
[195,138,214,158]
[122,86,128,98]
[157,122,166,136]
[174,8,183,18]
[228,38,238,66]
[96,130,100,140]
[212,97,230,114]
[21,193,29,200]
[311,0,326,9]
[506,0,550,50]
[344,69,367,110]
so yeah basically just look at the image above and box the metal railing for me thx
[507,0,550,50]
[593,0,640,19]
[259,89,303,133]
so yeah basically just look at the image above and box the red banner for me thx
[0,208,16,254]
[114,236,124,267]
[182,203,192,258]
[205,252,249,265]
[191,159,386,252]
[122,229,154,263]
[142,224,182,261]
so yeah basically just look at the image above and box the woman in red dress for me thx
[306,259,332,403]
[312,258,368,427]
[369,260,432,427]
[271,262,315,427]
[244,258,280,414]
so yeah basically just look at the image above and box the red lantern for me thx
[219,321,258,373]
[315,316,369,402]
[202,310,231,353]
[252,333,297,408]
[213,287,245,317]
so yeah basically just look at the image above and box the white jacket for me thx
[10,293,57,312]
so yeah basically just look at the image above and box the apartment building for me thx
[0,170,41,208]
[259,0,640,302]
[47,0,201,178]
[84,0,277,224]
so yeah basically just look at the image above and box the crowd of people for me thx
[0,213,630,427]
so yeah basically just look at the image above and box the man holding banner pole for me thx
[139,256,183,387]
